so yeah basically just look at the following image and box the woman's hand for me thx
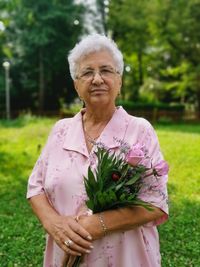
[29,195,93,257]
[78,205,165,242]
[78,214,103,241]
[44,215,93,256]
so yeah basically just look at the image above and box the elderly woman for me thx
[27,34,168,267]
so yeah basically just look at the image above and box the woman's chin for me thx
[88,95,115,106]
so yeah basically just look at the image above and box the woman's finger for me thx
[63,226,93,250]
[61,243,82,256]
[47,215,93,254]
[67,217,92,241]
[62,236,92,255]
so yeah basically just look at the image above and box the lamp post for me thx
[2,61,11,119]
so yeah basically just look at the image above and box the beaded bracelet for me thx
[98,212,108,236]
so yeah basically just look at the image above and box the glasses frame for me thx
[76,66,120,81]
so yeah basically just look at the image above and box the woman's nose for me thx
[91,72,104,84]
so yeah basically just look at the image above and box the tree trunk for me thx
[97,0,107,35]
[38,48,45,113]
[196,75,200,119]
[137,50,143,86]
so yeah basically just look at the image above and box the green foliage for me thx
[108,0,200,111]
[60,98,83,116]
[0,0,85,112]
[108,0,152,98]
[117,100,185,112]
[160,61,196,102]
[0,118,200,266]
[1,0,200,114]
[150,0,200,108]
[139,77,164,102]
[84,146,155,213]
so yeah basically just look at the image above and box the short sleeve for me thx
[26,120,62,199]
[137,121,169,226]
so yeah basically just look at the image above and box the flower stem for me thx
[72,256,82,267]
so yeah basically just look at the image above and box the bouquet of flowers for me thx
[72,141,169,266]
[84,141,168,213]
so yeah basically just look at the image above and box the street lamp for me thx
[2,61,11,119]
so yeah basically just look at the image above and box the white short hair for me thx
[68,34,124,80]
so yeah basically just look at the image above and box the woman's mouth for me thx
[90,88,107,93]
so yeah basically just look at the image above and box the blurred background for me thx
[0,0,200,122]
[0,1,200,267]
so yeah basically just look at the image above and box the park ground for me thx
[0,116,200,267]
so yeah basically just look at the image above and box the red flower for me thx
[111,172,121,181]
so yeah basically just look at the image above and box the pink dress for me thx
[27,107,168,267]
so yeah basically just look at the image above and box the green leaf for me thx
[125,173,141,185]
[120,193,126,201]
[85,199,94,210]
[108,189,117,202]
[115,180,126,191]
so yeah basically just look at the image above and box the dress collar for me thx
[62,106,131,158]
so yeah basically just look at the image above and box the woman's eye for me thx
[82,71,93,77]
[101,69,112,75]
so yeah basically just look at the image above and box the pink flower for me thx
[154,160,169,176]
[126,143,145,166]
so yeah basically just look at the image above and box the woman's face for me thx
[74,50,122,107]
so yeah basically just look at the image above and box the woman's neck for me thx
[83,105,116,125]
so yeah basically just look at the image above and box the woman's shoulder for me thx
[128,113,153,131]
[48,117,74,139]
[119,106,153,130]
[53,117,73,129]
[53,110,82,130]
[125,114,159,148]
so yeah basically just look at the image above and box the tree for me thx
[0,0,85,113]
[107,0,200,115]
[96,0,109,34]
[108,0,153,100]
[150,0,200,112]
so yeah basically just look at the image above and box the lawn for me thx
[0,115,199,267]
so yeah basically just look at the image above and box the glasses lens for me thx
[78,67,118,80]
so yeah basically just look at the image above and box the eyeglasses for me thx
[76,67,120,81]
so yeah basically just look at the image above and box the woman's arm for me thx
[29,194,93,256]
[78,205,165,240]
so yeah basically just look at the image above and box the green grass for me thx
[156,124,200,267]
[0,116,200,267]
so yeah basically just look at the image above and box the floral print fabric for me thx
[27,107,168,267]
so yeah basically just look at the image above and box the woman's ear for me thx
[74,80,83,100]
[119,75,122,87]
[74,80,79,94]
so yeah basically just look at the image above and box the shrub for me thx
[117,100,185,112]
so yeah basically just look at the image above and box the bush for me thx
[117,100,185,112]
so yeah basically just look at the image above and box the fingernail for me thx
[87,235,92,240]
[90,245,94,249]
[86,250,91,254]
